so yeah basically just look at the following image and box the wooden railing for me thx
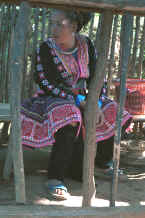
[1,0,145,15]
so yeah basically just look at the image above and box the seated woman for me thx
[21,9,132,200]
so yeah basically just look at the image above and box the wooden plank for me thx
[0,205,145,218]
[1,0,145,15]
[132,115,145,121]
[0,103,11,121]
[3,127,13,180]
[9,1,31,204]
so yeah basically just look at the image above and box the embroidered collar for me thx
[53,42,78,55]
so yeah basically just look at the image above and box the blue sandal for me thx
[104,167,124,176]
[95,166,127,181]
[47,183,70,200]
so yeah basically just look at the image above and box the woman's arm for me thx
[34,42,75,101]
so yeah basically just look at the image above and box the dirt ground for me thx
[0,129,145,207]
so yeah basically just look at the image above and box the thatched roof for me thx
[1,0,145,15]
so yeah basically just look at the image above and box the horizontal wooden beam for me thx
[0,205,145,217]
[1,0,145,15]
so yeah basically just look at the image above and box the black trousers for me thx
[48,125,78,181]
[47,125,114,182]
[48,118,132,182]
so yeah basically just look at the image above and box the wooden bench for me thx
[132,115,145,135]
[0,103,11,121]
[114,79,145,136]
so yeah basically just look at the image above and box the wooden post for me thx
[82,11,113,207]
[10,1,31,203]
[110,13,133,207]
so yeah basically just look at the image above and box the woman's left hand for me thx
[79,100,86,109]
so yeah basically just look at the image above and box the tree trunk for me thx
[82,11,113,207]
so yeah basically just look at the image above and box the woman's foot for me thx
[46,179,70,200]
[94,166,127,181]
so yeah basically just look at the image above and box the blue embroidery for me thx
[42,79,49,86]
[37,64,43,71]
[47,84,54,90]
[67,95,74,101]
[61,71,69,78]
[53,57,60,64]
[52,88,60,95]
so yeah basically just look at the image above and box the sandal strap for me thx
[105,168,124,176]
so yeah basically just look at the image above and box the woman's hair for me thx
[52,9,92,32]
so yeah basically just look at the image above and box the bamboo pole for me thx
[130,16,140,77]
[28,7,39,97]
[0,5,6,102]
[4,5,11,103]
[94,14,103,50]
[6,5,17,102]
[41,8,47,41]
[107,15,119,97]
[88,13,95,40]
[110,13,133,207]
[138,18,145,79]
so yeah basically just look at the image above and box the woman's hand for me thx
[79,100,86,109]
[96,107,104,127]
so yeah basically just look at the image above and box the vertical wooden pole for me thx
[82,11,113,207]
[10,1,31,203]
[130,16,140,77]
[3,127,13,180]
[138,18,145,79]
[41,8,47,41]
[110,13,133,207]
[0,4,6,102]
[28,7,39,97]
[7,5,17,100]
[89,13,95,39]
[94,14,103,49]
[107,15,119,97]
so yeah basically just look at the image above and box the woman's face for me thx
[50,10,76,46]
